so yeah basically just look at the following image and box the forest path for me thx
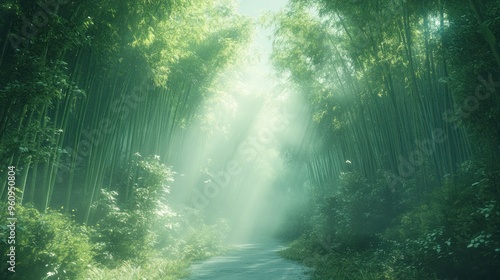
[183,238,312,280]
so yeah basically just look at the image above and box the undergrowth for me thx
[82,258,190,280]
[278,159,500,280]
[0,156,230,279]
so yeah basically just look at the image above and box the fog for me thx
[166,48,312,244]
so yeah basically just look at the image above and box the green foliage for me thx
[0,204,93,280]
[130,0,251,86]
[92,191,154,265]
[444,0,500,153]
[0,0,252,219]
[82,258,189,280]
[0,56,79,164]
[384,160,500,279]
[0,156,230,280]
[310,171,393,250]
[279,235,437,280]
[273,0,500,278]
[280,160,500,279]
[91,155,229,267]
[91,156,175,265]
[181,218,230,261]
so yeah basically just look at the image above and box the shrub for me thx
[82,258,189,280]
[0,204,93,280]
[181,218,230,261]
[91,155,175,266]
[279,235,437,280]
[92,187,160,265]
[310,171,393,250]
[385,160,500,279]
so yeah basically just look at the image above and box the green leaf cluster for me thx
[0,204,94,280]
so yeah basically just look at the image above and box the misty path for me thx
[183,238,311,280]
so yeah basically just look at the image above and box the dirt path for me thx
[183,238,311,280]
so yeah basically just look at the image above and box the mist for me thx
[167,49,313,243]
[2,0,498,279]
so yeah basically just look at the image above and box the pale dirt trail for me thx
[183,238,312,280]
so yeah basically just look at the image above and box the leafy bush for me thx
[279,235,437,280]
[385,160,500,279]
[310,171,393,250]
[91,155,175,265]
[90,155,230,267]
[82,258,189,280]
[0,204,93,280]
[278,159,500,279]
[181,218,230,261]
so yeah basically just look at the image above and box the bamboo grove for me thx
[1,0,500,278]
[0,0,251,223]
[270,0,500,278]
[268,0,500,197]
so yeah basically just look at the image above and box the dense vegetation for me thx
[269,0,500,279]
[1,0,500,279]
[0,0,248,279]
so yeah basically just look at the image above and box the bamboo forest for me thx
[1,0,500,279]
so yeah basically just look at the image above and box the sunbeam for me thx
[2,0,499,279]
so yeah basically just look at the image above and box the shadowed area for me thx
[184,239,311,280]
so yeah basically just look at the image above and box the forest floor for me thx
[183,238,311,280]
